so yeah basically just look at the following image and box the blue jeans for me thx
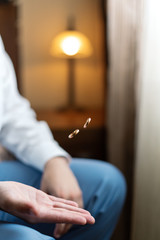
[0,159,126,240]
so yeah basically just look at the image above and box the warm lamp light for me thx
[50,30,93,110]
[61,36,80,56]
[50,31,93,58]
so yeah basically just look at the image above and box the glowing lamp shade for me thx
[51,31,93,58]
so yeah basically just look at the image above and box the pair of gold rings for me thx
[68,118,91,139]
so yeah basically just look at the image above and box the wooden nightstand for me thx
[36,109,106,160]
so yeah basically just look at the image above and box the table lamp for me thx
[50,28,93,110]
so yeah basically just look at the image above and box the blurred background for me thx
[18,0,106,110]
[1,0,160,240]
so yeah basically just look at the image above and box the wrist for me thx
[44,157,69,170]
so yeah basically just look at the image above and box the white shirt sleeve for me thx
[0,39,71,171]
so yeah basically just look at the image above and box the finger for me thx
[51,208,95,225]
[49,195,78,207]
[53,223,66,238]
[52,201,91,215]
[37,208,88,224]
[53,223,72,238]
[62,223,72,235]
[25,205,95,225]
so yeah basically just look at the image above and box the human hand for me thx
[41,157,84,238]
[0,181,94,227]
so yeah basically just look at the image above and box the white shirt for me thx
[0,36,70,171]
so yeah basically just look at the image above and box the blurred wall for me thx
[16,0,105,110]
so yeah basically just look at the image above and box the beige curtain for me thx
[131,1,160,239]
[107,0,140,172]
[106,0,142,239]
[107,0,160,239]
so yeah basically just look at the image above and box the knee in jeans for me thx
[100,164,127,207]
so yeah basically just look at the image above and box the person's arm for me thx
[0,38,84,238]
[0,39,70,171]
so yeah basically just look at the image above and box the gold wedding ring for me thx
[68,129,80,139]
[83,118,91,128]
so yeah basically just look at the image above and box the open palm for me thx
[0,181,94,225]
